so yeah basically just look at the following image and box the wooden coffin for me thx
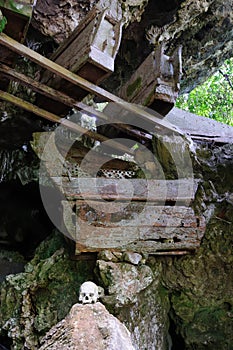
[55,177,205,255]
[119,45,182,116]
[38,6,123,116]
[0,0,36,90]
[30,132,205,256]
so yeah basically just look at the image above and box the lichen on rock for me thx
[96,259,154,308]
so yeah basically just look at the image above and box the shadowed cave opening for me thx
[0,180,55,259]
[169,309,186,350]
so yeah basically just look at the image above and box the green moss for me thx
[0,232,96,348]
[143,90,154,106]
[126,77,142,97]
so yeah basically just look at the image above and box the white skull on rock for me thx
[79,281,99,304]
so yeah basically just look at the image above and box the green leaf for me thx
[0,13,7,33]
[176,58,233,126]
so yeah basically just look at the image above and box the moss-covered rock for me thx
[159,143,233,349]
[0,231,95,349]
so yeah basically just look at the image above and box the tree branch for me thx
[219,69,233,91]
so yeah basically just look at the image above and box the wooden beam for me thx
[0,90,132,153]
[52,177,198,202]
[0,63,152,145]
[74,224,203,253]
[75,202,200,227]
[0,33,184,136]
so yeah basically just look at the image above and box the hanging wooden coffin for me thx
[57,177,206,256]
[30,132,205,256]
[38,6,123,115]
[119,45,182,116]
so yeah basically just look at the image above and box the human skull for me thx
[79,281,99,304]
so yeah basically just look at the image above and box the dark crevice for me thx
[168,309,186,350]
[0,180,54,259]
[0,333,12,350]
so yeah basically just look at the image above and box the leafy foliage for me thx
[0,11,7,33]
[176,58,233,126]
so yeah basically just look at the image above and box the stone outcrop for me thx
[39,302,135,350]
[0,232,96,350]
[96,259,154,308]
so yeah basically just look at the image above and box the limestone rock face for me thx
[32,0,96,43]
[39,302,135,350]
[97,260,154,307]
[0,232,96,350]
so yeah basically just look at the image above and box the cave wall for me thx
[0,142,232,350]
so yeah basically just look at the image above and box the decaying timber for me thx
[38,3,123,115]
[74,203,205,254]
[31,130,205,256]
[63,178,205,255]
[0,31,206,255]
[0,33,183,137]
[119,45,182,116]
[0,0,36,90]
[51,175,205,255]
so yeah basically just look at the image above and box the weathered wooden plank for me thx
[72,187,205,254]
[0,62,77,109]
[51,177,198,202]
[76,225,140,249]
[119,45,182,116]
[74,225,201,253]
[0,90,134,154]
[120,239,200,254]
[75,202,200,227]
[0,33,183,135]
[0,63,136,139]
[138,226,203,240]
[75,243,191,255]
[0,63,153,146]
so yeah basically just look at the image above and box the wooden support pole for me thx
[0,89,132,153]
[0,33,184,136]
[0,63,149,147]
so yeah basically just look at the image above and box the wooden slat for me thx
[74,225,202,252]
[0,63,152,145]
[51,177,198,202]
[0,33,184,135]
[120,239,200,253]
[75,202,199,227]
[72,181,205,254]
[0,90,134,154]
[119,46,182,116]
[0,63,149,146]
